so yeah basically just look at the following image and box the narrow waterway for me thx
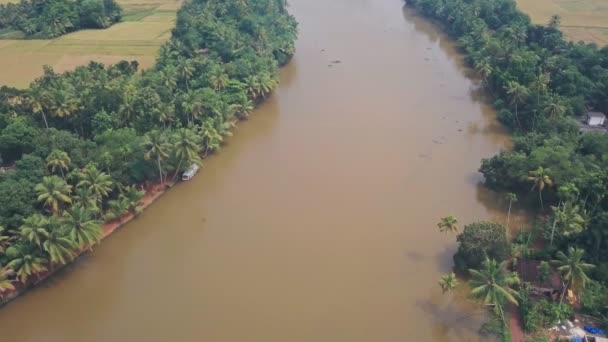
[0,1,525,341]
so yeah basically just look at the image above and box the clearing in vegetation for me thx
[0,0,179,88]
[516,0,608,46]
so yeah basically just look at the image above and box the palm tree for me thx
[528,167,552,210]
[43,228,76,265]
[209,66,229,90]
[77,165,113,203]
[142,130,171,184]
[439,273,458,294]
[437,215,458,234]
[20,214,50,248]
[72,187,100,213]
[505,193,517,230]
[474,58,493,86]
[198,121,223,157]
[50,89,79,119]
[177,58,195,91]
[28,86,51,129]
[551,247,595,304]
[543,97,567,122]
[121,186,145,215]
[104,197,130,221]
[548,15,561,30]
[469,258,520,324]
[7,248,48,284]
[172,127,202,181]
[46,150,71,180]
[35,176,73,215]
[181,91,204,124]
[555,204,586,238]
[244,75,261,99]
[159,66,178,92]
[530,72,550,100]
[504,81,529,130]
[258,73,277,98]
[0,268,15,298]
[62,206,102,248]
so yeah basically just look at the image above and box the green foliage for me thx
[0,0,122,39]
[0,0,297,289]
[580,280,608,317]
[453,221,510,273]
[520,291,572,333]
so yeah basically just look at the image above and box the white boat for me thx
[181,164,200,181]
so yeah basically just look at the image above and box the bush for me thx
[453,221,510,273]
[580,280,608,317]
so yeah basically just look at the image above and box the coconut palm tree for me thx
[72,187,100,213]
[43,227,76,265]
[121,186,145,215]
[28,86,51,129]
[555,204,586,238]
[177,57,195,91]
[142,130,171,184]
[543,97,567,122]
[530,73,550,106]
[474,58,493,86]
[0,268,15,298]
[505,193,518,230]
[209,66,229,90]
[172,127,202,181]
[258,73,277,98]
[77,165,113,203]
[528,167,552,210]
[504,80,529,130]
[62,206,102,248]
[7,247,48,284]
[198,120,223,157]
[159,66,177,92]
[50,89,79,119]
[46,150,71,180]
[469,258,520,324]
[19,214,50,248]
[244,75,261,99]
[551,247,595,304]
[104,197,130,221]
[35,176,73,215]
[438,215,458,234]
[439,273,458,294]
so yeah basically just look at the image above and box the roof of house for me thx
[517,259,563,291]
[587,112,606,119]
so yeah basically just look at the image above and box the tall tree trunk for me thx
[515,103,522,130]
[539,189,544,210]
[60,168,65,182]
[560,280,570,305]
[157,157,163,184]
[172,158,184,183]
[550,201,561,248]
[41,109,49,129]
[506,200,512,229]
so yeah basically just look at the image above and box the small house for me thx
[586,112,606,127]
[517,259,564,299]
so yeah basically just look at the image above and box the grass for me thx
[0,0,180,88]
[516,0,608,46]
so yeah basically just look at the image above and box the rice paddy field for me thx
[516,0,608,46]
[0,0,180,87]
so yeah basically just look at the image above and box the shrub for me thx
[453,221,510,273]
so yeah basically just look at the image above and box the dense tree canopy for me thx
[0,0,122,38]
[0,0,297,295]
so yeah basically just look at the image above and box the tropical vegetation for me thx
[0,0,297,300]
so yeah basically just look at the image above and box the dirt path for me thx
[510,302,525,342]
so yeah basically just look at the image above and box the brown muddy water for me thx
[0,1,527,341]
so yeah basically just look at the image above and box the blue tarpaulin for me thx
[584,325,606,335]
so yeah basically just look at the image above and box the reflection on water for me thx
[0,1,526,341]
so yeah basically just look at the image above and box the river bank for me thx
[0,182,167,306]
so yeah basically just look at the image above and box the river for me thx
[0,0,525,341]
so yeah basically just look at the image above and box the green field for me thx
[516,0,608,46]
[0,0,179,87]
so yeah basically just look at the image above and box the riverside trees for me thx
[0,0,297,296]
